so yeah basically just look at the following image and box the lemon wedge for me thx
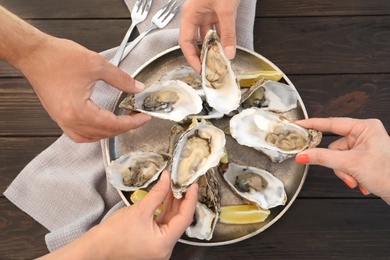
[219,204,270,224]
[237,70,284,87]
[130,189,163,215]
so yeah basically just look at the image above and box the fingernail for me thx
[295,154,309,164]
[358,184,368,195]
[343,179,354,189]
[224,46,236,60]
[135,80,145,90]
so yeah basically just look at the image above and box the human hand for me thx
[15,36,151,142]
[97,171,198,259]
[179,0,240,74]
[40,171,198,259]
[295,118,390,205]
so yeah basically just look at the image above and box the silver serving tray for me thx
[103,45,309,246]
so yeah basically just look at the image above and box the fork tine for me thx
[159,1,178,22]
[144,0,153,14]
[134,0,142,11]
[158,0,173,16]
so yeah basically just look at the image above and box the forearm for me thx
[0,6,48,69]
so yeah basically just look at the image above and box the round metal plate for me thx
[103,45,309,246]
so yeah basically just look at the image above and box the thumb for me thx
[100,58,145,94]
[139,171,170,216]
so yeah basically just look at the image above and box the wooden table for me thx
[1,0,390,259]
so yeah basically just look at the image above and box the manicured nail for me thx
[135,80,145,90]
[224,46,236,60]
[295,154,309,164]
[343,179,354,189]
[358,184,368,195]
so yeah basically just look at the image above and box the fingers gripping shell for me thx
[229,108,322,162]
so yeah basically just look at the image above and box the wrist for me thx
[0,6,49,70]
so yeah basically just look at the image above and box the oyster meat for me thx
[119,80,202,122]
[170,120,226,199]
[240,78,299,112]
[200,30,241,115]
[222,163,287,209]
[229,107,322,162]
[106,151,169,191]
[186,169,221,240]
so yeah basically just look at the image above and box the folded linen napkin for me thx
[4,0,257,252]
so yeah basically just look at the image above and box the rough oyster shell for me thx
[119,80,202,122]
[106,151,169,191]
[229,108,322,162]
[170,120,226,199]
[222,163,287,209]
[240,78,299,112]
[200,30,241,115]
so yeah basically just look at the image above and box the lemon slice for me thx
[130,189,163,215]
[219,204,270,224]
[237,70,284,87]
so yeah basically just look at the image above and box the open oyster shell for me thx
[222,163,287,210]
[230,108,322,162]
[200,30,241,115]
[186,168,221,241]
[106,151,169,192]
[170,120,226,199]
[240,78,299,113]
[119,80,202,122]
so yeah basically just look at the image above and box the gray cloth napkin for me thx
[4,0,257,252]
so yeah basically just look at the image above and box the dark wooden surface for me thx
[1,0,390,259]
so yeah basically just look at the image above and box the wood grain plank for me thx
[0,137,57,193]
[254,16,390,74]
[1,15,389,77]
[0,78,62,136]
[2,198,388,259]
[0,0,129,19]
[1,0,390,19]
[256,0,390,17]
[171,199,390,259]
[0,199,49,259]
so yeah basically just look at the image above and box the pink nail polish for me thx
[295,154,309,164]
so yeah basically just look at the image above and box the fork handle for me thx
[120,24,157,62]
[110,23,137,66]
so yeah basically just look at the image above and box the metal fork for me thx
[110,0,153,66]
[119,0,180,62]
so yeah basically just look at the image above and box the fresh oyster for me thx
[170,120,226,199]
[240,78,299,112]
[200,30,241,115]
[230,108,322,162]
[106,151,169,191]
[186,169,221,240]
[159,66,202,89]
[119,80,202,122]
[222,163,287,209]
